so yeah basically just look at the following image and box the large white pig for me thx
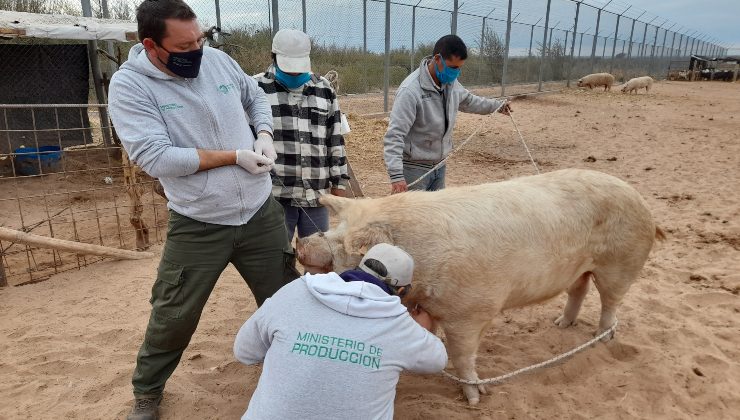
[297,168,663,405]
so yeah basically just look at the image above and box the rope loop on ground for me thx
[441,320,618,386]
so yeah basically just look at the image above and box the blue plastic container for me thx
[13,146,63,176]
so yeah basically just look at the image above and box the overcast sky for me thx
[188,0,738,55]
[639,0,739,54]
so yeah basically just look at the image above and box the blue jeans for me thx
[281,202,329,241]
[404,164,446,191]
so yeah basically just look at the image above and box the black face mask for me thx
[156,43,203,78]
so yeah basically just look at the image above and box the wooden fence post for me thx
[346,161,364,198]
[0,257,7,287]
[121,150,150,250]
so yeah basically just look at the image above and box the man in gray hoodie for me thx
[384,35,512,193]
[108,1,299,419]
[234,243,446,420]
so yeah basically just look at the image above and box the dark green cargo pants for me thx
[132,196,300,398]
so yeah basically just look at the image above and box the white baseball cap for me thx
[272,29,311,73]
[359,243,414,287]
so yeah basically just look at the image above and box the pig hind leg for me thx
[554,271,591,328]
[591,264,641,340]
[443,320,491,406]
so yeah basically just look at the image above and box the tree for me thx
[537,39,568,81]
[481,27,504,83]
[0,0,79,15]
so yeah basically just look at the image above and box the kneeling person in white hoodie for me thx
[234,243,447,420]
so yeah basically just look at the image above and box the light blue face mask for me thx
[434,55,461,85]
[275,66,311,89]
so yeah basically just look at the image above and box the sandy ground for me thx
[1,81,739,419]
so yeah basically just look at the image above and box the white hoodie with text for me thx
[234,272,448,420]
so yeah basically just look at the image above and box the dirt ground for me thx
[1,81,738,419]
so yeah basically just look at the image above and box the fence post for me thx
[578,32,584,56]
[271,0,279,34]
[525,24,535,82]
[590,8,602,73]
[500,0,513,96]
[302,0,307,32]
[648,26,658,74]
[609,14,621,73]
[451,0,458,35]
[0,258,6,287]
[478,17,485,83]
[566,2,580,88]
[537,0,552,92]
[100,0,117,75]
[363,0,367,52]
[649,24,660,74]
[383,0,390,113]
[411,4,417,71]
[601,35,608,58]
[626,19,635,59]
[640,23,649,57]
[215,0,222,29]
[547,27,554,51]
[659,27,669,75]
[80,0,112,147]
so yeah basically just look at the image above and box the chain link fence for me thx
[182,0,726,113]
[0,0,729,285]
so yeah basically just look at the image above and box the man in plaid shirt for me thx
[255,29,349,241]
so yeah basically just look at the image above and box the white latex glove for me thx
[236,149,273,174]
[254,131,277,161]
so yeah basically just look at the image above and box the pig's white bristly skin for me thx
[621,76,655,94]
[576,73,616,91]
[297,168,663,406]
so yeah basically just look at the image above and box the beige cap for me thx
[359,243,414,287]
[272,29,311,73]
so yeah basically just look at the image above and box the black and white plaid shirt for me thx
[255,66,349,207]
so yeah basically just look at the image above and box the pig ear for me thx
[344,223,393,255]
[319,195,353,216]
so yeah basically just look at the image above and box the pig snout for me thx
[296,235,334,274]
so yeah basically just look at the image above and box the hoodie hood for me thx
[304,272,407,319]
[120,43,176,80]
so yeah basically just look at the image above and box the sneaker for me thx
[126,396,162,420]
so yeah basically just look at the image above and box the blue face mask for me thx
[434,55,461,85]
[275,66,311,89]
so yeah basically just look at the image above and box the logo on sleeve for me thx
[218,83,237,94]
[159,103,184,112]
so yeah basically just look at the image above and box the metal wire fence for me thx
[0,104,168,286]
[0,0,729,285]
[179,0,726,113]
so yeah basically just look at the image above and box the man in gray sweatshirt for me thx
[384,35,512,193]
[234,243,446,420]
[108,1,299,419]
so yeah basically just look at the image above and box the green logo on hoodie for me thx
[291,331,382,370]
[159,103,183,112]
[218,83,236,94]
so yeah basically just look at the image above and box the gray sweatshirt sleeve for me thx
[456,82,505,115]
[108,80,200,179]
[236,64,274,135]
[405,320,448,374]
[234,306,273,365]
[383,87,417,182]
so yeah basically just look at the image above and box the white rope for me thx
[406,101,507,189]
[508,112,540,175]
[441,320,618,386]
